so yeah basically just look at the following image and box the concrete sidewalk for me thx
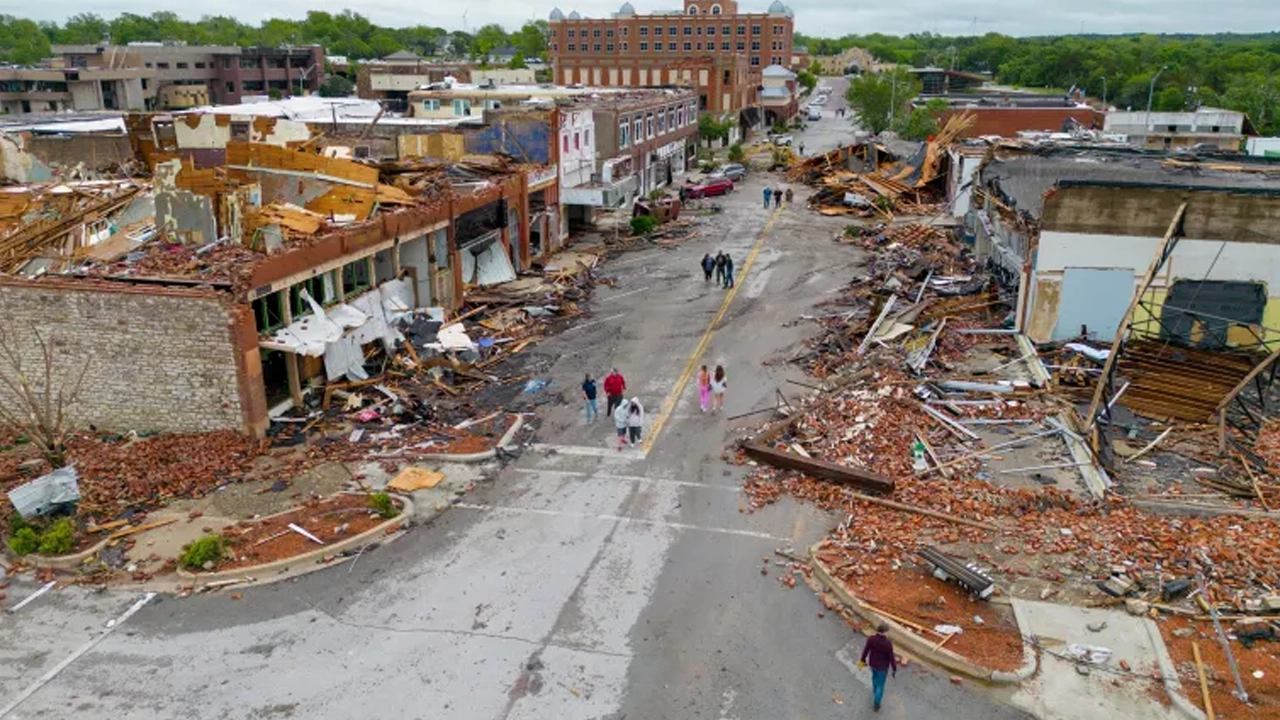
[1009,599,1202,720]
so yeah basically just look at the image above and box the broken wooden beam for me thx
[743,441,895,495]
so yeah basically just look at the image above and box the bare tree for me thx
[0,325,90,468]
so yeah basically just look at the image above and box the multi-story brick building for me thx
[546,0,793,126]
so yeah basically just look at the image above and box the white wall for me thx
[1037,231,1280,289]
[1247,137,1280,157]
[559,108,595,189]
[949,152,979,218]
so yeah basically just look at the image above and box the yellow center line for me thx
[641,203,785,453]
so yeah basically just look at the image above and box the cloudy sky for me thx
[20,0,1280,37]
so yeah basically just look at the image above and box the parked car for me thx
[685,176,735,198]
[807,106,823,121]
[770,134,794,147]
[712,163,747,181]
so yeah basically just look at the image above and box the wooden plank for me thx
[107,517,178,540]
[1085,203,1187,430]
[86,519,130,533]
[742,442,895,494]
[1216,343,1280,411]
[1192,641,1216,720]
[848,491,999,532]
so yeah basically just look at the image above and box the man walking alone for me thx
[859,623,897,711]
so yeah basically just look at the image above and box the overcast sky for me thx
[21,0,1280,37]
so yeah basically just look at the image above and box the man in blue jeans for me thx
[582,373,598,422]
[859,623,897,711]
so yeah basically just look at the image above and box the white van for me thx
[807,106,823,121]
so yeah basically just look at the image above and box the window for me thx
[751,40,760,51]
[594,43,602,51]
[751,56,760,66]
[563,135,569,153]
[156,62,170,69]
[633,118,642,141]
[752,25,762,35]
[584,128,591,146]
[593,28,601,37]
[736,41,745,50]
[707,25,716,35]
[342,260,372,296]
[552,43,559,51]
[222,57,232,69]
[696,25,702,35]
[144,62,153,68]
[736,25,746,35]
[722,41,730,51]
[452,99,472,116]
[668,42,677,50]
[485,99,502,110]
[684,25,692,35]
[607,28,614,37]
[696,42,702,50]
[772,56,782,66]
[653,26,662,35]
[669,24,677,35]
[239,57,262,69]
[677,106,685,126]
[723,24,732,35]
[194,61,206,69]
[176,62,189,69]
[550,29,558,37]
[667,107,674,129]
[289,276,330,318]
[684,42,692,51]
[622,42,628,50]
[687,4,698,12]
[567,28,576,37]
[619,120,630,148]
[252,292,284,333]
[639,25,648,36]
[422,99,440,112]
[774,24,786,34]
[646,114,654,138]
[711,4,722,13]
[574,132,580,150]
[607,43,615,51]
[658,112,665,133]
[622,26,628,36]
[225,81,235,93]
[568,43,576,51]
[640,41,649,51]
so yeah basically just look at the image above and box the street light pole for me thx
[889,72,898,130]
[1100,76,1107,106]
[1146,65,1168,114]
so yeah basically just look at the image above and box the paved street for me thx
[0,118,1030,720]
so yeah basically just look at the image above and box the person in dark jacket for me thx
[701,253,716,282]
[582,374,598,422]
[859,624,897,711]
[722,253,735,288]
[714,251,727,286]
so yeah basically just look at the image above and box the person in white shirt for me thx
[710,366,727,412]
[625,397,645,446]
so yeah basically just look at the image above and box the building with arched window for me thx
[546,0,793,125]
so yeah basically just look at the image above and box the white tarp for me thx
[427,323,477,352]
[262,290,343,356]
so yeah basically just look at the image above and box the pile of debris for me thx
[788,113,975,219]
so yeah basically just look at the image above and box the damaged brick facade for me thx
[0,279,260,435]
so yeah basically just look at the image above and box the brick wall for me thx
[0,280,248,434]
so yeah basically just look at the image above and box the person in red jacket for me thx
[859,623,897,711]
[603,369,627,418]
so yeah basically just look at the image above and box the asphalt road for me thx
[0,153,1033,720]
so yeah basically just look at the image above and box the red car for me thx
[685,176,734,198]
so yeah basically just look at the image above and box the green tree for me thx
[796,70,818,92]
[513,21,547,60]
[318,75,354,97]
[698,114,730,147]
[895,98,947,140]
[58,13,110,44]
[0,16,51,65]
[474,23,508,59]
[844,67,921,135]
[507,52,527,69]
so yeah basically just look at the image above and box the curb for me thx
[14,535,114,571]
[395,414,525,463]
[1143,617,1208,720]
[174,494,414,585]
[808,541,1037,685]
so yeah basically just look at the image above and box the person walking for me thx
[710,365,727,411]
[798,142,805,156]
[859,624,897,711]
[582,373,598,422]
[697,365,711,413]
[613,398,630,451]
[785,187,794,205]
[763,186,772,209]
[603,368,627,417]
[626,397,645,446]
[701,253,716,282]
[714,251,727,286]
[722,254,735,289]
[774,189,782,209]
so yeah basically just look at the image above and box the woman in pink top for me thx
[697,365,711,412]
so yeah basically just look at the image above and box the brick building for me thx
[546,0,794,125]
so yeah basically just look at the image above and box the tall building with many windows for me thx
[546,0,794,125]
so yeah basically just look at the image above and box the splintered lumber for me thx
[855,599,947,637]
[743,442,895,494]
[848,492,998,532]
[86,519,130,533]
[1192,642,1216,720]
[107,517,178,540]
[1125,426,1174,464]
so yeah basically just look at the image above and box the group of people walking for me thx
[581,369,647,450]
[762,186,794,209]
[701,252,735,289]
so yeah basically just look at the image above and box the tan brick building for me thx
[546,0,794,125]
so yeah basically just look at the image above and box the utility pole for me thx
[1146,65,1168,115]
[889,72,898,131]
[1100,76,1107,106]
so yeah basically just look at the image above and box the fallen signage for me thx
[743,441,895,494]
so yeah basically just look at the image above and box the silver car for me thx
[714,163,747,181]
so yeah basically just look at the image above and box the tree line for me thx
[799,31,1280,135]
[0,10,548,67]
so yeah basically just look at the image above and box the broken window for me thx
[230,122,249,140]
[288,276,328,317]
[342,259,372,296]
[253,292,285,333]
